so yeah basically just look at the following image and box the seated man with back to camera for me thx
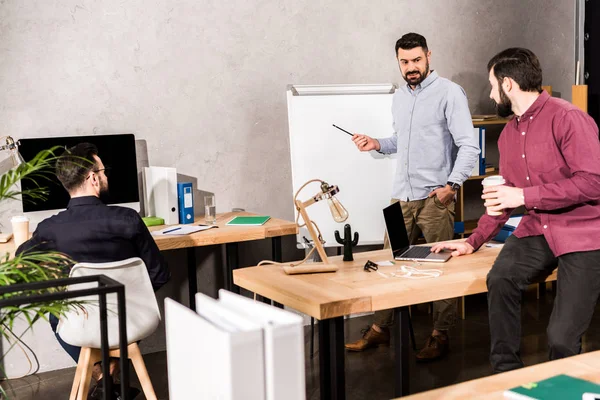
[17,143,171,400]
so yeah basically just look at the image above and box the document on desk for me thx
[152,224,217,236]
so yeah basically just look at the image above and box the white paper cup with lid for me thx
[11,215,30,248]
[481,175,506,216]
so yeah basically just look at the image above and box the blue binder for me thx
[177,182,194,224]
[471,127,486,176]
[493,215,523,242]
[478,127,486,175]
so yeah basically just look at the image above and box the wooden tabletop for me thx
[0,211,298,255]
[472,117,510,126]
[233,244,558,320]
[401,350,600,399]
[149,211,298,250]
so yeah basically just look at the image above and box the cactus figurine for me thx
[334,224,359,261]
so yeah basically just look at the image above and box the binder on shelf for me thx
[216,289,306,400]
[143,166,179,225]
[177,182,194,224]
[165,297,265,400]
[493,215,522,242]
[471,127,486,176]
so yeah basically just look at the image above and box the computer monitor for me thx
[18,134,140,227]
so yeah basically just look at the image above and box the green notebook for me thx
[226,216,271,226]
[504,374,600,400]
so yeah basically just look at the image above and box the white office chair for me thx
[57,257,160,400]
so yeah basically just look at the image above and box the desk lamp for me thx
[259,179,349,274]
[293,179,348,266]
[0,137,25,167]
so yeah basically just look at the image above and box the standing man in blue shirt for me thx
[345,33,479,361]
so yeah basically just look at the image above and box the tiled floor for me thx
[4,287,600,399]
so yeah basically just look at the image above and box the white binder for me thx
[165,298,266,400]
[142,166,179,224]
[216,290,306,400]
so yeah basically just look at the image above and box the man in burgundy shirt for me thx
[432,48,600,373]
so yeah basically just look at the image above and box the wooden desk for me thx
[152,211,296,308]
[234,245,558,400]
[152,211,297,308]
[1,211,297,310]
[402,350,600,399]
[149,211,297,251]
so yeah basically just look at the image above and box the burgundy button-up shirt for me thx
[466,91,600,256]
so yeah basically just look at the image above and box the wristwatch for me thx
[446,181,461,191]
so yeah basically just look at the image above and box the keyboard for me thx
[399,246,433,259]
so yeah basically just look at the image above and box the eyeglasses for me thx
[95,167,111,177]
[86,167,111,179]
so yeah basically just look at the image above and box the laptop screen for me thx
[383,203,411,255]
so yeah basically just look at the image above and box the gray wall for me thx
[521,0,577,100]
[0,0,576,373]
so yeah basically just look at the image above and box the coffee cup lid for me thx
[482,175,505,185]
[11,215,29,222]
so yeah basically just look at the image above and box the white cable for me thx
[390,265,443,279]
[375,270,389,279]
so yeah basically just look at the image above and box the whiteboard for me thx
[287,84,397,247]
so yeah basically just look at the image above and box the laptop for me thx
[383,202,452,263]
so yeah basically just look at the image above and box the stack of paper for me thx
[152,224,217,236]
[471,114,498,121]
[505,215,522,229]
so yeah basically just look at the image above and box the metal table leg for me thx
[187,248,198,310]
[318,316,345,400]
[271,236,285,307]
[226,242,240,293]
[272,236,282,262]
[394,307,410,397]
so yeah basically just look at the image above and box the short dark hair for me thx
[487,48,543,93]
[395,33,428,55]
[55,143,99,192]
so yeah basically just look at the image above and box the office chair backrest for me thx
[57,257,161,348]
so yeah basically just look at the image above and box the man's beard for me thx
[403,62,430,86]
[99,181,111,203]
[495,85,514,118]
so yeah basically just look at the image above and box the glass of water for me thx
[204,195,217,224]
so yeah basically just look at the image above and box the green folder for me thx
[504,374,600,400]
[226,216,271,226]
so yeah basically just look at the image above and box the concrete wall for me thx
[0,0,576,374]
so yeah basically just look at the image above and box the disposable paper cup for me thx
[11,215,30,248]
[481,175,506,216]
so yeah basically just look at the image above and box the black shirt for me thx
[17,196,170,290]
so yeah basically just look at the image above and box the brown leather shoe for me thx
[415,334,449,361]
[345,326,390,352]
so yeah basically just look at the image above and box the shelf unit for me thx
[456,117,509,236]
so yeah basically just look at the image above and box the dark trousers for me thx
[487,235,600,372]
[49,314,81,363]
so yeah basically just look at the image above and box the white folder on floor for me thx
[216,290,306,400]
[164,298,265,400]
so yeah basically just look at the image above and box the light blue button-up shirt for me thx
[378,71,479,201]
